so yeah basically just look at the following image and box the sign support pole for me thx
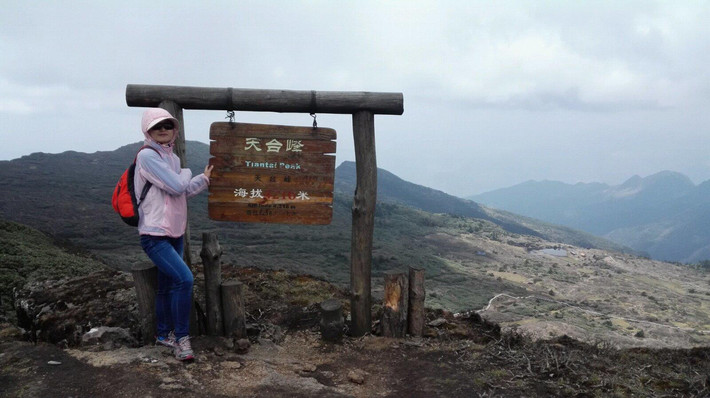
[350,110,376,336]
[158,100,192,267]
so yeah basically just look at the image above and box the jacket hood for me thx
[141,108,179,146]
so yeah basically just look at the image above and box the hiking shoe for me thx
[155,331,177,348]
[174,336,194,361]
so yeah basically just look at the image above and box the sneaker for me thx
[155,331,177,348]
[174,336,194,361]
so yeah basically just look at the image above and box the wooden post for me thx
[407,267,425,337]
[158,100,186,167]
[200,232,223,335]
[132,263,157,344]
[381,272,408,338]
[158,100,193,268]
[350,110,376,337]
[221,280,247,339]
[319,299,344,342]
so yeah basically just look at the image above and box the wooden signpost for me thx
[208,122,336,225]
[126,84,404,337]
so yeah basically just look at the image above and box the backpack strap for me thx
[135,145,160,161]
[135,146,161,207]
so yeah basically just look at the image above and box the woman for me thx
[134,108,213,361]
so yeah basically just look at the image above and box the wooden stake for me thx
[319,299,344,342]
[221,280,247,338]
[381,272,408,337]
[350,110,376,337]
[200,232,223,335]
[131,263,157,344]
[407,267,425,337]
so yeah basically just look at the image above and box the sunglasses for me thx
[150,122,174,131]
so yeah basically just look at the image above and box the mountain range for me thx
[3,141,700,264]
[471,171,710,263]
[2,141,710,348]
[0,141,624,264]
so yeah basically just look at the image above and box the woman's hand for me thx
[204,165,214,179]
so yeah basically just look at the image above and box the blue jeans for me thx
[140,235,193,340]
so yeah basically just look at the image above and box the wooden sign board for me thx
[208,122,336,224]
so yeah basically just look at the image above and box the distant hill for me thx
[336,161,629,253]
[471,171,710,263]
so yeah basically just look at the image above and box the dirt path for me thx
[1,331,491,398]
[3,325,709,397]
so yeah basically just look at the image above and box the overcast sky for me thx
[2,1,709,196]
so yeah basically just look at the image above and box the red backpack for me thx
[111,146,159,226]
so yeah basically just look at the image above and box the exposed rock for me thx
[347,369,367,384]
[159,382,184,390]
[428,318,447,327]
[260,323,284,343]
[13,270,136,347]
[221,361,242,370]
[81,326,137,349]
[300,362,317,372]
[233,338,250,354]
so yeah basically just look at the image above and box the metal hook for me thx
[226,110,235,124]
[310,113,317,129]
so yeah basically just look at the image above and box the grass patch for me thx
[490,271,529,284]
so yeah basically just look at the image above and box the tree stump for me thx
[221,280,246,339]
[407,267,425,336]
[200,232,223,335]
[381,272,408,337]
[320,299,344,342]
[131,263,157,344]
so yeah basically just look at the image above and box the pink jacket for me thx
[134,108,209,237]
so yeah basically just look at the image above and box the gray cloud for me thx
[2,1,709,196]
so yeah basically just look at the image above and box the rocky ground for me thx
[422,231,710,349]
[2,265,709,397]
